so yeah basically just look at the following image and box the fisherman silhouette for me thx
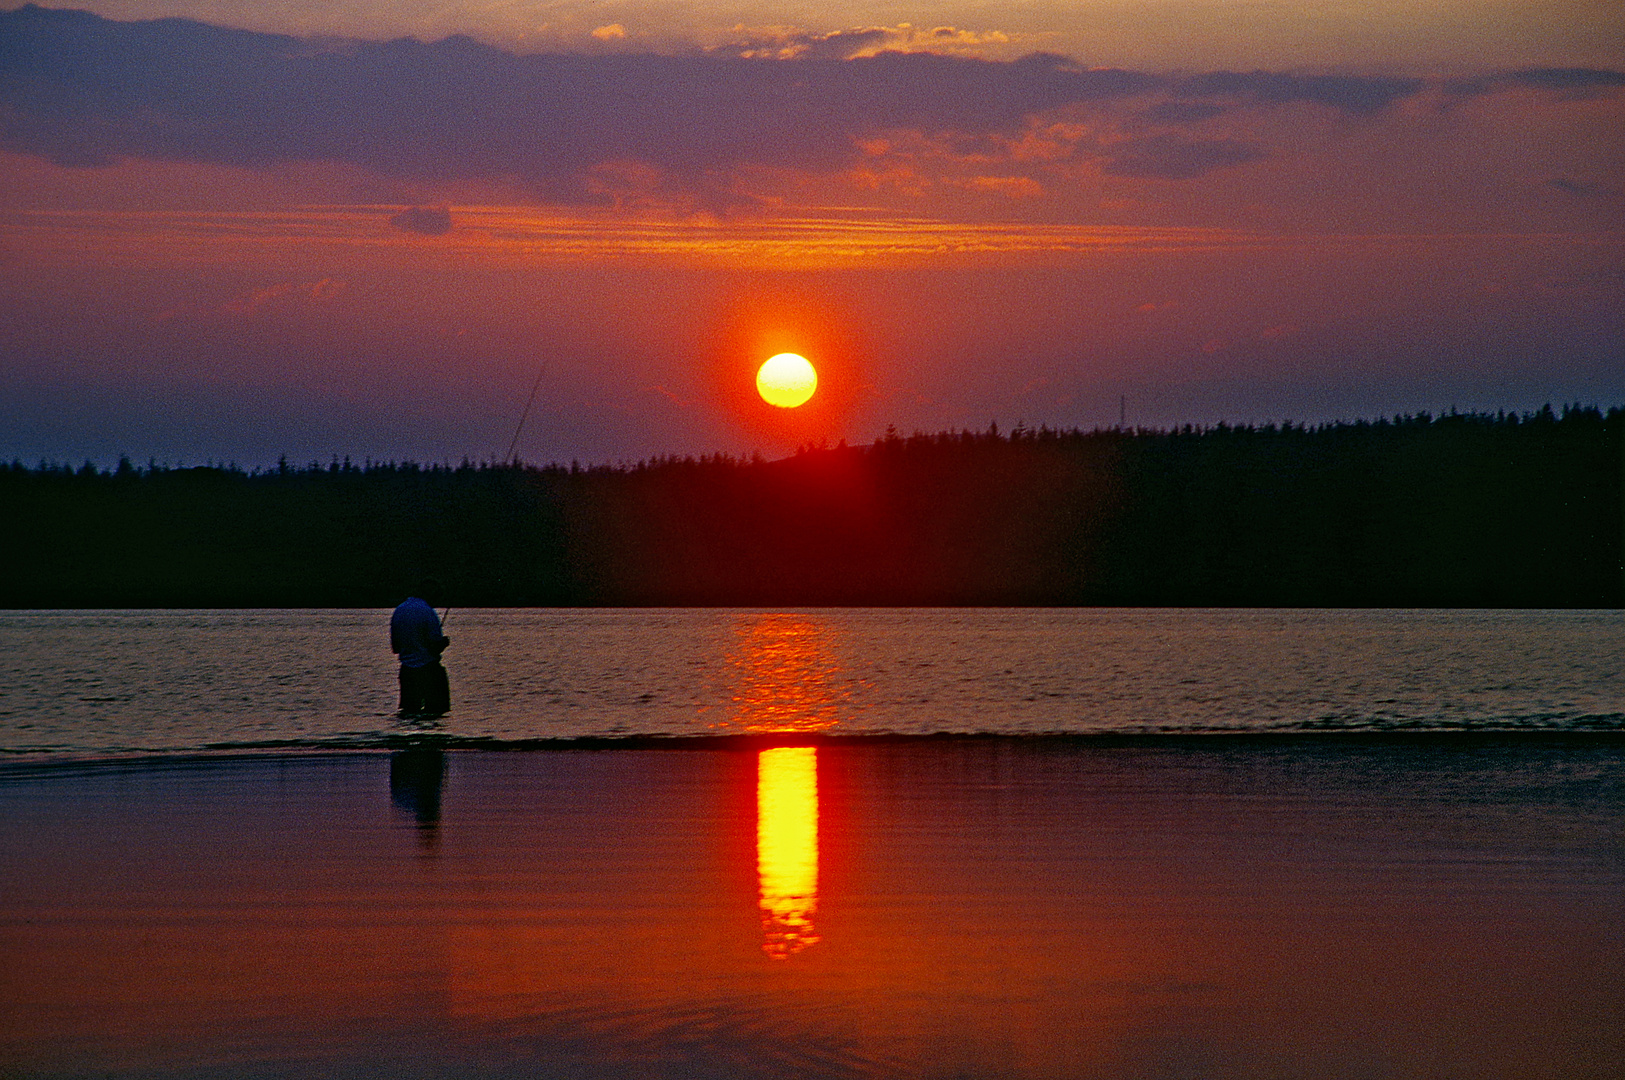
[391,578,450,719]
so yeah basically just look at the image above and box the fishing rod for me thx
[505,361,549,464]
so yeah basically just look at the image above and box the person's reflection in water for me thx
[390,748,445,853]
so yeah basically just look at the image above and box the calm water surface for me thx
[0,608,1619,755]
[1,742,1620,1079]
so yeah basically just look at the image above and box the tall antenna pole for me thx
[506,362,548,464]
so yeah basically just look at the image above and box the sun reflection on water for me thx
[757,746,819,960]
[724,613,845,733]
[724,614,837,958]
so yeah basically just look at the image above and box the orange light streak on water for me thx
[724,613,846,733]
[756,746,819,960]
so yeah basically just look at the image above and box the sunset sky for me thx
[3,1,1621,467]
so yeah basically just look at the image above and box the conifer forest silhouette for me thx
[6,407,1618,608]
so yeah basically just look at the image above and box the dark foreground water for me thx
[2,738,1621,1079]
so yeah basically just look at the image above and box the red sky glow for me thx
[1,2,1620,465]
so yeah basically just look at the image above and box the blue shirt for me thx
[390,597,448,668]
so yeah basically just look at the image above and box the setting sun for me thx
[756,353,818,408]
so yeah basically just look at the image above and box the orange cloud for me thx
[957,175,1045,198]
[714,22,1025,61]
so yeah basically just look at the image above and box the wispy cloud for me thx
[222,277,344,314]
[714,23,1021,61]
[0,205,1260,263]
[1449,68,1625,97]
[1547,177,1620,200]
[389,205,454,235]
[9,204,1612,272]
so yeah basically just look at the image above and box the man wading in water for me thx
[391,580,451,719]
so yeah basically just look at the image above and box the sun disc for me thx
[756,353,818,408]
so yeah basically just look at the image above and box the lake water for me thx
[2,740,1621,1079]
[2,609,1621,1078]
[1,608,1620,755]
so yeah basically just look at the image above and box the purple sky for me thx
[2,3,1620,466]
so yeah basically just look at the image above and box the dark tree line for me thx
[4,406,1619,607]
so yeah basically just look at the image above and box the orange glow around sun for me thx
[707,288,863,445]
[756,353,817,408]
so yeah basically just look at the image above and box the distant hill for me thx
[5,406,1619,607]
